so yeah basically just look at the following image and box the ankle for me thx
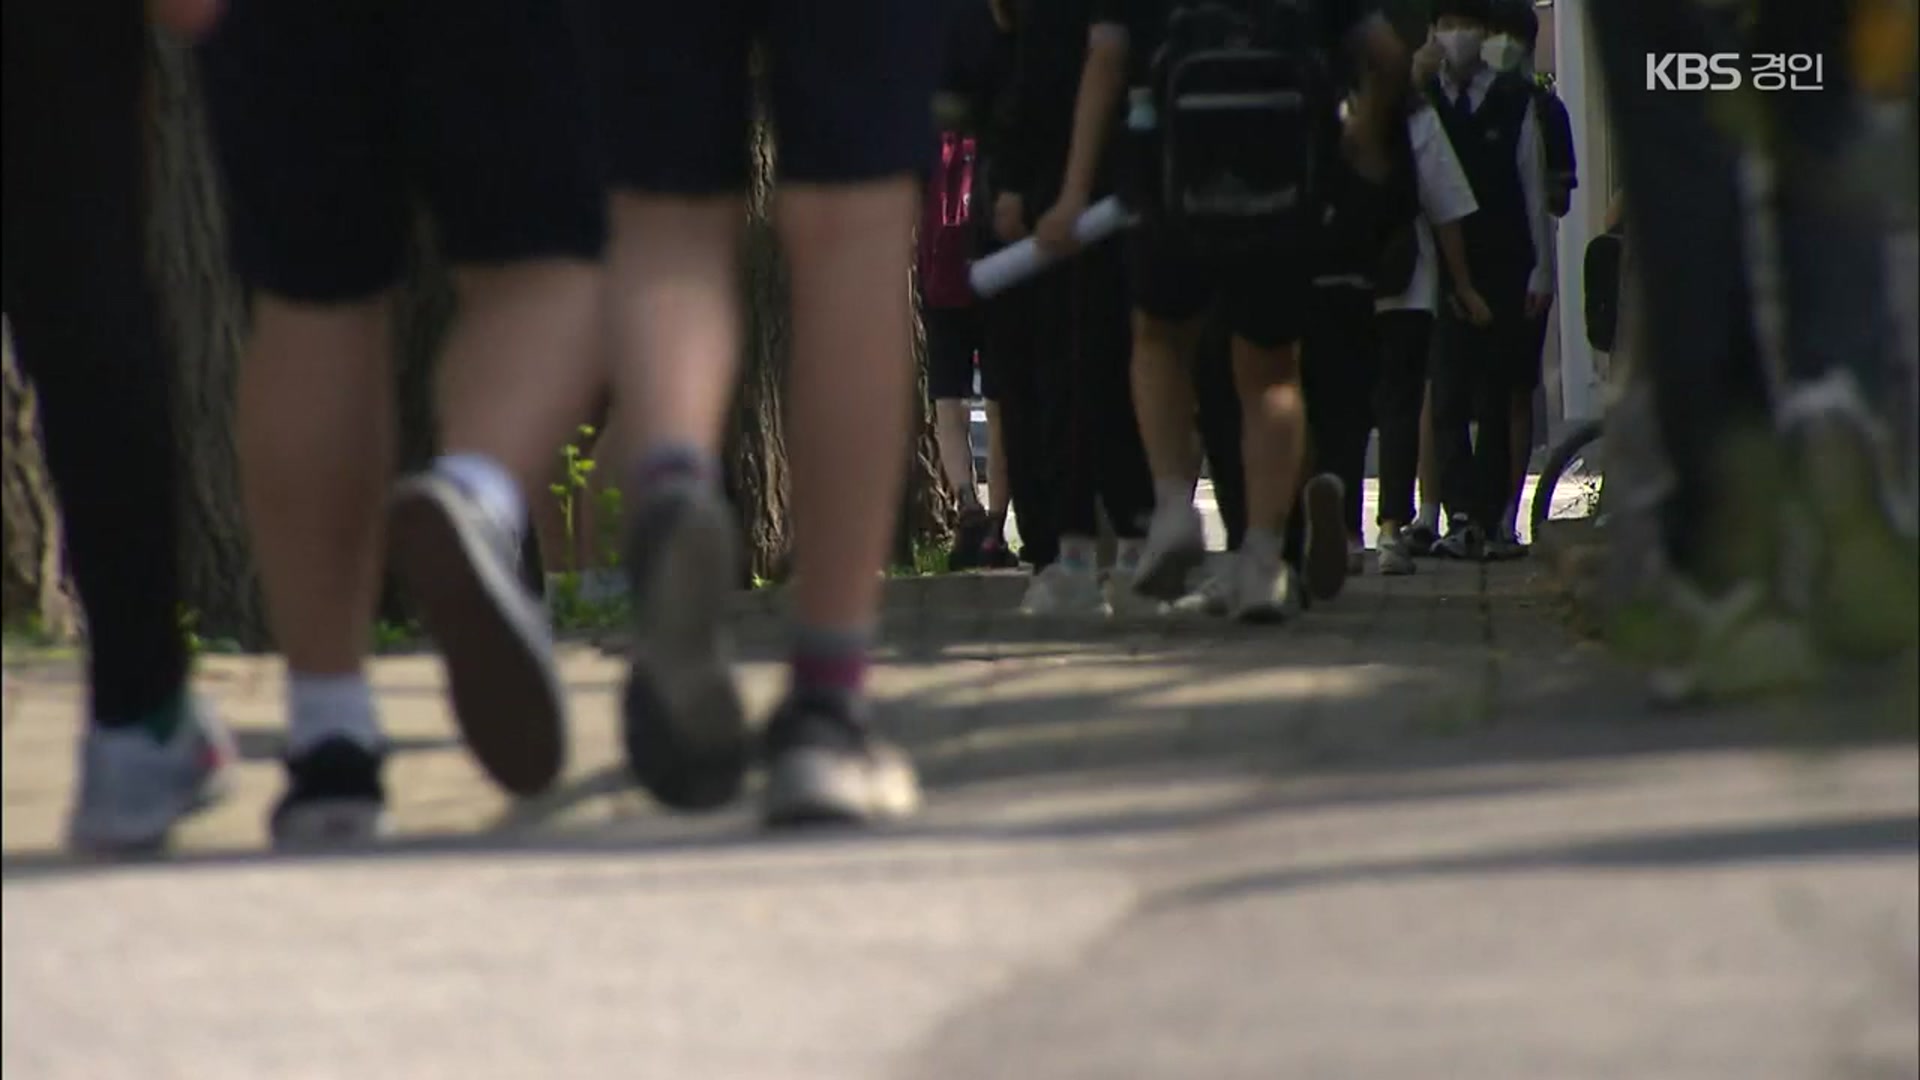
[286,671,382,756]
[789,622,873,702]
[632,442,719,498]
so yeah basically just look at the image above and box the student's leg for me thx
[1124,232,1211,598]
[1414,378,1444,540]
[986,282,1053,567]
[599,0,756,811]
[384,0,608,797]
[975,332,1015,559]
[1026,261,1106,612]
[1193,311,1247,551]
[6,0,233,852]
[1081,238,1156,608]
[199,1,412,841]
[752,0,940,824]
[1427,309,1487,557]
[1503,310,1551,544]
[1224,266,1314,619]
[924,303,983,512]
[1374,310,1434,572]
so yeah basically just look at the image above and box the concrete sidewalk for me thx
[4,560,1916,1079]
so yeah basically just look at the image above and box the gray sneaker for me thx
[390,472,565,798]
[620,479,751,812]
[66,700,236,854]
[1378,532,1418,576]
[762,695,920,828]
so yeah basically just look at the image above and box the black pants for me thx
[1031,242,1152,551]
[1432,279,1528,531]
[985,277,1055,566]
[1302,285,1378,538]
[1373,310,1434,528]
[3,1,190,721]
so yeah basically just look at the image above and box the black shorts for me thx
[599,0,941,193]
[924,304,984,401]
[1125,229,1310,349]
[198,0,607,303]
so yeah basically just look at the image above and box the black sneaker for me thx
[762,693,920,828]
[1301,473,1350,602]
[621,479,751,812]
[269,737,388,850]
[389,472,566,797]
[948,507,990,571]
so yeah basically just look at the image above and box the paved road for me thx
[5,561,1915,1079]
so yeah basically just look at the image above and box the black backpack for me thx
[1140,0,1332,256]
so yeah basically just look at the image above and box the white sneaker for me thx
[1020,562,1110,616]
[1105,568,1169,617]
[67,700,237,853]
[1170,563,1233,617]
[1229,551,1301,624]
[1301,473,1350,601]
[1132,501,1207,601]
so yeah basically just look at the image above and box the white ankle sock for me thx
[435,453,526,535]
[1154,477,1194,513]
[1414,503,1441,531]
[1116,538,1145,571]
[287,672,382,756]
[1242,527,1282,566]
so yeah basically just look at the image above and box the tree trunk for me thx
[0,325,77,637]
[727,118,794,585]
[895,303,955,567]
[145,36,264,645]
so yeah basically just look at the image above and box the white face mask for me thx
[1435,28,1486,73]
[1482,33,1528,73]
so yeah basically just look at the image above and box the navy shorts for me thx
[597,0,942,193]
[1126,228,1311,350]
[198,0,607,302]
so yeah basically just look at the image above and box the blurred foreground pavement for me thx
[5,561,1916,1079]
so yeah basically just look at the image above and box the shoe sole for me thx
[763,747,921,828]
[1132,539,1206,601]
[390,479,565,798]
[270,798,391,851]
[622,487,750,812]
[1302,479,1349,601]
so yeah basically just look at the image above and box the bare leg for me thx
[934,397,980,509]
[241,296,394,677]
[438,263,602,508]
[609,195,744,458]
[779,179,919,628]
[1131,312,1205,483]
[1231,338,1305,537]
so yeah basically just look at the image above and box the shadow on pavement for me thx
[1148,812,1920,913]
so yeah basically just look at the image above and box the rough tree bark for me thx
[0,326,76,636]
[144,36,264,645]
[728,117,795,585]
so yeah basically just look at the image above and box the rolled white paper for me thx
[967,196,1135,297]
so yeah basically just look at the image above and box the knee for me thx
[775,179,917,261]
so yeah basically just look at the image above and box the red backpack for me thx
[918,132,977,310]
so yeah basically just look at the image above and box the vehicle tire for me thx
[1531,418,1605,541]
